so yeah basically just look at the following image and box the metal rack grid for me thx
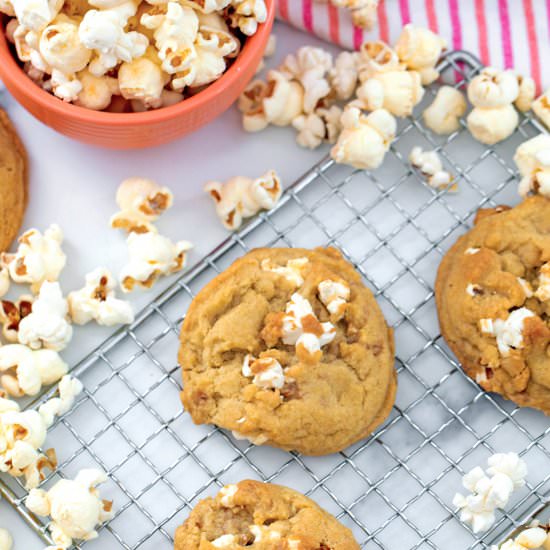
[2,50,550,550]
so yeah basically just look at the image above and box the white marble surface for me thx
[0,21,341,548]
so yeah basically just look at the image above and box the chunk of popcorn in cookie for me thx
[18,282,72,351]
[110,177,173,234]
[318,279,350,321]
[120,232,193,292]
[479,307,535,356]
[331,107,396,170]
[68,268,134,326]
[205,170,282,230]
[242,354,284,390]
[1,224,66,293]
[0,344,67,397]
[26,468,114,548]
[218,484,238,506]
[261,257,308,287]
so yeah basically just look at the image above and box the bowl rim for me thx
[0,0,274,127]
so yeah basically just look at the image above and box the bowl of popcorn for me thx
[0,0,273,149]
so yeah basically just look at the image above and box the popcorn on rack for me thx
[356,40,403,81]
[409,146,454,190]
[0,344,68,397]
[0,224,66,293]
[453,453,527,534]
[0,375,82,489]
[68,268,134,326]
[423,85,467,135]
[110,177,174,234]
[0,295,33,342]
[328,51,359,101]
[466,67,520,145]
[18,281,73,352]
[513,134,550,198]
[119,232,193,292]
[331,107,396,170]
[491,527,549,550]
[204,169,282,230]
[26,468,114,549]
[515,75,536,113]
[532,89,550,130]
[0,528,12,550]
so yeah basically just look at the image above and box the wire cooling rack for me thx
[2,50,550,550]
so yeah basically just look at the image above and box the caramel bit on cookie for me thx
[260,312,285,347]
[280,381,300,400]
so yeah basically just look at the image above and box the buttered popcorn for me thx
[514,134,550,198]
[205,170,282,230]
[0,224,66,293]
[26,468,114,548]
[1,0,266,109]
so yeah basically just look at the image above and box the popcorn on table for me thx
[17,281,73,352]
[466,67,520,145]
[204,169,282,230]
[119,231,193,292]
[331,107,396,170]
[292,105,343,150]
[0,344,67,397]
[453,453,527,533]
[110,177,173,234]
[0,375,82,489]
[409,146,453,190]
[0,528,12,550]
[26,468,114,549]
[329,51,359,101]
[514,134,550,198]
[423,85,467,135]
[0,224,66,293]
[68,267,134,326]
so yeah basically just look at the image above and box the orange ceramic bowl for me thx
[0,3,274,149]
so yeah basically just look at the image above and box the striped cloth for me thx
[276,0,550,92]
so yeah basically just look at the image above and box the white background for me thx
[0,21,342,548]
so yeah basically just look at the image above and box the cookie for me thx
[0,110,27,252]
[179,246,396,455]
[174,480,360,550]
[435,196,550,412]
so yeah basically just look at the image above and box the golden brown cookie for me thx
[0,109,27,252]
[179,247,396,456]
[435,196,550,413]
[174,480,360,550]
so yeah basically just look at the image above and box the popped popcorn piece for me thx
[494,527,549,550]
[75,70,119,110]
[11,0,63,32]
[514,134,550,198]
[280,293,336,363]
[79,3,149,77]
[535,263,550,301]
[0,529,12,550]
[0,375,82,489]
[466,284,482,297]
[331,107,396,170]
[486,453,527,490]
[465,248,480,255]
[119,232,193,292]
[39,15,91,74]
[230,430,268,445]
[423,85,467,135]
[355,69,424,117]
[204,170,282,230]
[211,535,237,548]
[468,67,520,108]
[292,105,343,149]
[357,40,403,82]
[515,75,536,113]
[480,307,535,356]
[394,24,446,85]
[0,267,9,299]
[532,89,550,130]
[467,104,519,145]
[50,69,83,101]
[409,146,453,190]
[179,0,230,13]
[118,56,165,107]
[453,466,515,533]
[279,46,332,113]
[261,257,309,287]
[238,79,269,131]
[328,0,378,30]
[328,51,359,101]
[225,0,267,36]
[110,177,174,234]
[68,268,134,326]
[263,70,304,126]
[517,277,533,298]
[26,468,114,548]
[218,484,237,506]
[0,295,33,342]
[1,224,66,293]
[318,279,350,321]
[242,354,284,390]
[0,344,67,397]
[18,282,73,352]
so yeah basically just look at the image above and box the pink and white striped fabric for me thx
[276,0,550,92]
